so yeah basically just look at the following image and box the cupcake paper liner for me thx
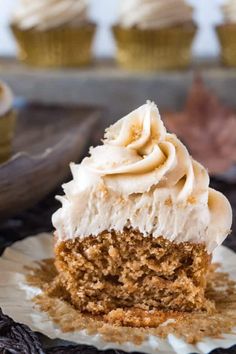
[0,232,236,354]
[113,25,196,71]
[217,24,236,67]
[11,24,96,68]
[0,110,16,163]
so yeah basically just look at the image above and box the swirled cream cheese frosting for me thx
[0,81,13,117]
[118,0,194,29]
[52,101,232,253]
[12,0,89,30]
[222,0,236,23]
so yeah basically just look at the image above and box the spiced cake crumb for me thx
[54,229,214,319]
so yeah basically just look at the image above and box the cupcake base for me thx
[11,24,96,68]
[217,24,236,67]
[0,110,16,163]
[53,229,214,324]
[113,24,196,71]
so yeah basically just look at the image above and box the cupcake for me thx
[217,0,236,67]
[11,0,96,68]
[0,82,15,164]
[52,101,232,323]
[113,0,196,71]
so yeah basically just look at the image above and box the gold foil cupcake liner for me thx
[113,25,196,71]
[11,24,96,68]
[0,110,16,163]
[217,24,236,67]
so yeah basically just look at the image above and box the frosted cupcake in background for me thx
[113,0,196,71]
[11,0,96,68]
[0,82,16,163]
[217,0,236,67]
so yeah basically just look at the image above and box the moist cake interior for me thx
[54,229,214,319]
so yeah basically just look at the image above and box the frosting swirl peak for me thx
[222,0,236,23]
[84,102,204,201]
[118,0,194,29]
[12,0,89,30]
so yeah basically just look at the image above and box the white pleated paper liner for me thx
[0,233,236,354]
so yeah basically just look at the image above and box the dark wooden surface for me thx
[0,140,235,354]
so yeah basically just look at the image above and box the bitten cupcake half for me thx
[0,82,16,164]
[11,0,96,68]
[217,0,236,67]
[113,0,196,71]
[52,101,232,325]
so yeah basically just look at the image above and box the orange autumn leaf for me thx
[164,76,236,174]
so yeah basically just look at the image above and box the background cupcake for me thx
[217,0,236,67]
[11,0,96,68]
[0,82,15,164]
[113,0,196,71]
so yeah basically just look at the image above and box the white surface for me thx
[0,0,227,58]
[0,232,236,354]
